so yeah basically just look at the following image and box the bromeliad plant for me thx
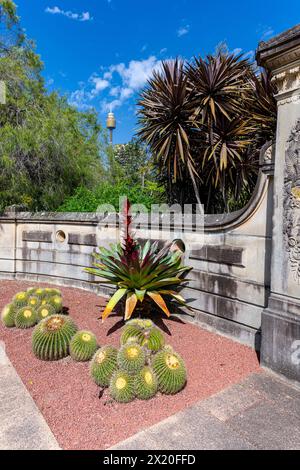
[85,201,192,321]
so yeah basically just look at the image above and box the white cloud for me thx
[110,56,161,90]
[69,56,162,113]
[177,24,190,37]
[92,77,110,92]
[45,6,92,22]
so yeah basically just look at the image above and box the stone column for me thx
[257,25,300,381]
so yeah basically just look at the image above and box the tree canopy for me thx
[0,0,105,212]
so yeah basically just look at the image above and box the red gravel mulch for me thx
[0,280,261,450]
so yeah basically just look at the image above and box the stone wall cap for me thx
[256,23,300,70]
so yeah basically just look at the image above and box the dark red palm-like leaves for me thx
[120,198,139,263]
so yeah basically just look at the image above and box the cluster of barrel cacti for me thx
[90,319,187,403]
[2,291,187,402]
[1,287,63,329]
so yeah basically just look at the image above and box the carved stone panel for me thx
[283,119,300,281]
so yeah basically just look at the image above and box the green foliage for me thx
[32,314,78,360]
[70,330,98,362]
[90,346,118,387]
[152,349,187,394]
[109,370,135,403]
[15,306,37,328]
[138,52,277,213]
[134,366,158,400]
[0,4,105,213]
[1,303,15,327]
[58,180,163,212]
[86,230,192,322]
[117,343,146,374]
[36,304,55,321]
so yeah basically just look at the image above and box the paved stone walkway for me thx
[0,345,60,450]
[111,372,300,450]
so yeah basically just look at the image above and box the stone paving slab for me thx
[0,347,60,450]
[112,372,300,450]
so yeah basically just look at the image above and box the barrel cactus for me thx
[117,343,146,374]
[13,292,28,308]
[1,304,16,327]
[120,323,144,346]
[15,306,37,329]
[36,304,55,322]
[70,330,98,362]
[152,350,187,394]
[32,314,77,360]
[44,288,61,297]
[48,295,63,313]
[143,326,165,352]
[34,288,46,299]
[135,366,158,400]
[90,346,118,387]
[109,370,135,403]
[27,295,41,309]
[121,320,165,353]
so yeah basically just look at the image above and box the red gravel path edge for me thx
[0,280,261,450]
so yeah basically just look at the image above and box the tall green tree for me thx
[0,0,105,211]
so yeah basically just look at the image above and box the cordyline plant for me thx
[85,200,192,322]
[137,50,277,212]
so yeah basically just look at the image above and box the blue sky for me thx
[16,0,300,143]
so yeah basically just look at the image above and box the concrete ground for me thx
[0,346,60,450]
[112,371,300,450]
[1,351,299,451]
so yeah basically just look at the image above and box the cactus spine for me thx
[90,346,118,387]
[32,314,77,360]
[109,370,135,403]
[152,350,187,394]
[1,304,16,327]
[70,330,98,361]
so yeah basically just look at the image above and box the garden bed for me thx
[0,280,261,450]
